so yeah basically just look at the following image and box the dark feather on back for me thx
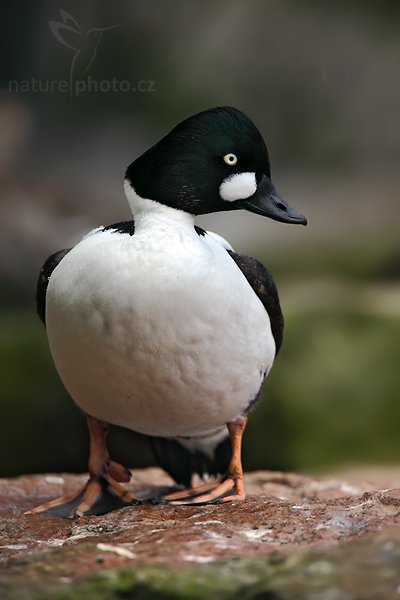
[227,251,284,354]
[36,249,71,326]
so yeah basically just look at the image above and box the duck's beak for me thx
[239,175,307,225]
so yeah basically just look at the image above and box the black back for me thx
[102,220,135,236]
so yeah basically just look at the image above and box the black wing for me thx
[36,249,71,326]
[227,251,284,354]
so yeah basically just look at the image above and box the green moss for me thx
[9,533,399,600]
[27,552,301,600]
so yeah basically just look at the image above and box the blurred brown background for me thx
[1,0,399,477]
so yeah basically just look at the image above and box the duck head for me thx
[125,106,307,226]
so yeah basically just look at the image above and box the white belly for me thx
[46,223,275,437]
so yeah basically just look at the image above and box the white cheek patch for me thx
[219,172,257,202]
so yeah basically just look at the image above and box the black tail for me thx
[150,436,231,487]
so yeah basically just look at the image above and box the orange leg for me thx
[25,416,140,518]
[161,416,248,505]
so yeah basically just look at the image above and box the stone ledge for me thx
[1,468,400,599]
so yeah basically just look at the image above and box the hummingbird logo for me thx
[49,9,122,95]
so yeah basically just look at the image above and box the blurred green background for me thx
[1,1,399,478]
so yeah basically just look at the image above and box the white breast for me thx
[46,209,275,438]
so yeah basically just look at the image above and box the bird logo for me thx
[49,9,122,95]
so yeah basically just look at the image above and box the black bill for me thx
[239,175,307,225]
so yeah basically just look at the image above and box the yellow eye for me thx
[223,153,238,166]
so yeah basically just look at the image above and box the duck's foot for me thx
[159,416,248,505]
[25,475,140,518]
[159,473,245,505]
[25,416,140,518]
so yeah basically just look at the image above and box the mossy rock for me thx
[4,530,400,600]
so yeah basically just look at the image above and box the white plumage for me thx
[46,195,275,440]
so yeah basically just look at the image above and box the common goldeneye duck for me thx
[27,106,307,517]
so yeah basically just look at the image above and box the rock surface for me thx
[1,468,400,599]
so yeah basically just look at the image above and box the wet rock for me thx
[1,468,400,599]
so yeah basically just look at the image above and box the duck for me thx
[27,106,307,518]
